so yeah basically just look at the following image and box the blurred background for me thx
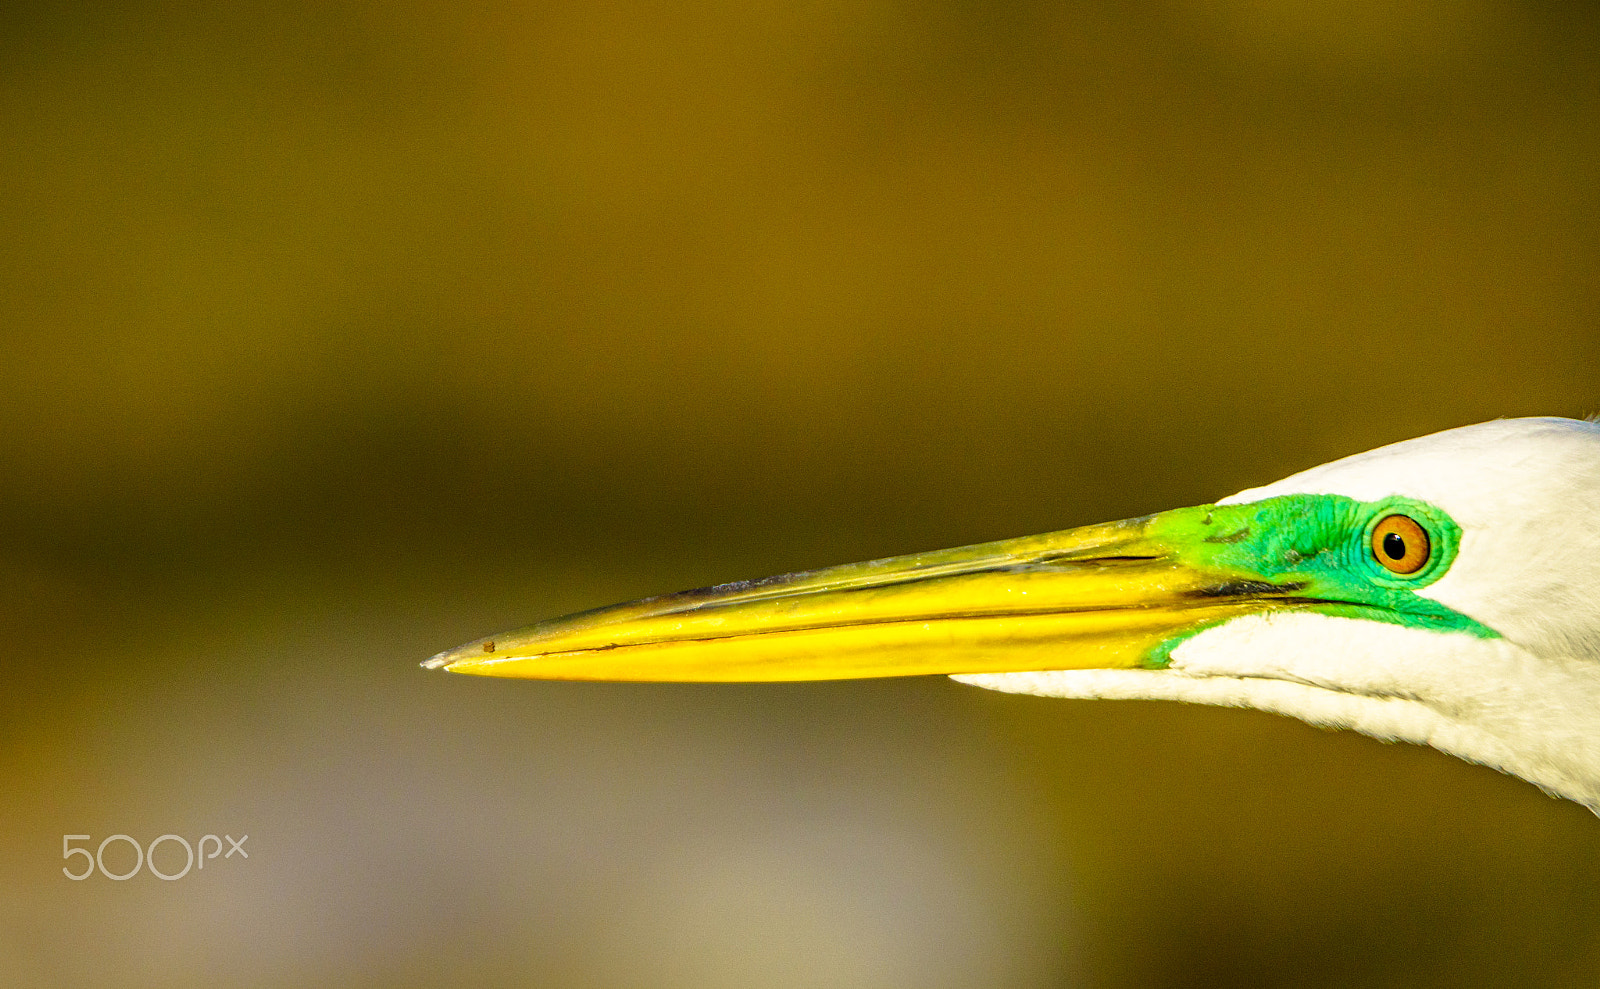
[3,2,1599,986]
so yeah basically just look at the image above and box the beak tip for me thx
[421,649,458,671]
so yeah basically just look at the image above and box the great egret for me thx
[426,417,1600,812]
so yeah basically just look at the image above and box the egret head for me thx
[427,418,1600,811]
[962,417,1600,810]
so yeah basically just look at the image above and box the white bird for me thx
[426,417,1600,812]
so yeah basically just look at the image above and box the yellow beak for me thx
[425,508,1308,681]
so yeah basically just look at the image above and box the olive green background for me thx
[3,3,1598,987]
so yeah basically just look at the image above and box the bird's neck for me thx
[1441,641,1600,812]
[1167,613,1600,813]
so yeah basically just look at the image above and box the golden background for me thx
[3,2,1598,986]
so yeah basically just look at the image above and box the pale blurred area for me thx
[3,2,1600,986]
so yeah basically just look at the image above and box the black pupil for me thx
[1382,531,1407,560]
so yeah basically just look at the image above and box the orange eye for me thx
[1371,514,1430,575]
